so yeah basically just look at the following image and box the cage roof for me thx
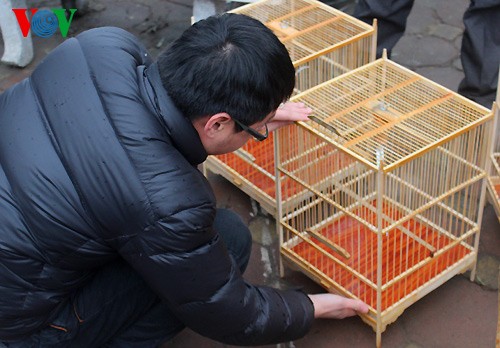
[293,58,493,171]
[230,0,374,66]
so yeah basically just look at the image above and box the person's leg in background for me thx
[457,0,500,108]
[1,208,252,347]
[60,0,88,16]
[353,0,415,58]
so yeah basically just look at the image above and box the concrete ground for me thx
[1,0,499,347]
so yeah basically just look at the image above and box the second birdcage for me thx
[275,57,496,347]
[203,0,376,214]
[487,100,500,223]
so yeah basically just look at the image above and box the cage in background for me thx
[487,96,500,223]
[275,57,496,347]
[203,0,376,214]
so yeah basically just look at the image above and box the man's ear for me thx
[203,113,232,138]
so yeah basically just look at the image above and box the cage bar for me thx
[486,85,500,223]
[203,0,376,214]
[275,57,495,347]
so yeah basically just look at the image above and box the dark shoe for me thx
[61,0,89,17]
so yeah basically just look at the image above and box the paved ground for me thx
[1,0,499,347]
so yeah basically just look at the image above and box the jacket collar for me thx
[139,62,208,165]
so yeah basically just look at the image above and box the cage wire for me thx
[275,57,495,347]
[204,0,376,214]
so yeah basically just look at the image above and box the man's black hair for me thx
[157,13,295,127]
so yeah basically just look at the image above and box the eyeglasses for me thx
[233,118,269,141]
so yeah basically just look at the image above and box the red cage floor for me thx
[288,202,471,311]
[215,130,352,200]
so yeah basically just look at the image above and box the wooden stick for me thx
[309,115,342,136]
[278,17,343,43]
[266,4,317,26]
[234,148,256,163]
[343,93,453,148]
[279,166,378,231]
[324,76,421,125]
[292,30,376,67]
[376,157,384,348]
[281,222,376,288]
[386,113,493,172]
[382,172,485,234]
[305,229,351,258]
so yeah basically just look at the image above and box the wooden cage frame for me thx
[275,56,496,347]
[487,127,500,223]
[203,0,377,214]
[486,87,500,223]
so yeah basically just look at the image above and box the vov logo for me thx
[12,8,77,38]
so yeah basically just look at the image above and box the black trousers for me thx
[1,208,252,347]
[354,0,500,108]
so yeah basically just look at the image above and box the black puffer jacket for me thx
[0,27,314,344]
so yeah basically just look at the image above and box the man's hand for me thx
[267,101,312,132]
[308,293,370,319]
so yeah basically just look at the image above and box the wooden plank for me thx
[266,4,317,26]
[342,93,454,149]
[279,17,343,43]
[306,229,351,258]
[292,29,376,66]
[322,75,420,124]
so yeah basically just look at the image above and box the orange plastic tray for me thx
[215,129,352,200]
[289,201,470,310]
[216,133,277,197]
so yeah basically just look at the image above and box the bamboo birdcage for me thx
[487,152,500,223]
[203,0,376,214]
[275,57,496,347]
[486,95,500,223]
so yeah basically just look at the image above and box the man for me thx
[353,0,500,108]
[0,13,368,347]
